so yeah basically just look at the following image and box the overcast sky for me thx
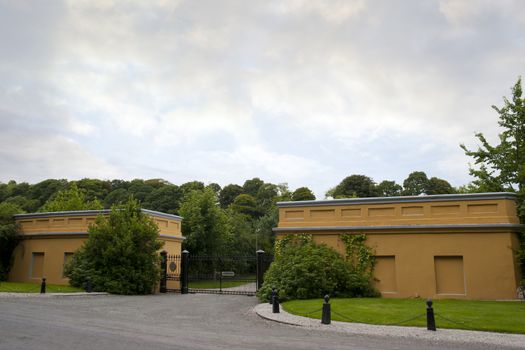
[1,0,524,198]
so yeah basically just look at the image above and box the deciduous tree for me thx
[65,198,163,294]
[329,175,378,198]
[179,188,230,256]
[291,187,316,201]
[461,77,525,218]
[426,177,455,195]
[402,171,429,196]
[40,183,103,212]
[461,78,525,277]
[0,202,23,280]
[376,180,403,197]
[219,184,244,208]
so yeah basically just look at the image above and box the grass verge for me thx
[282,298,525,334]
[0,281,83,293]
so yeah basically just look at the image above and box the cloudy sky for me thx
[1,0,524,197]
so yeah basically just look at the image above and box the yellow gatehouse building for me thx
[274,192,523,300]
[8,209,183,285]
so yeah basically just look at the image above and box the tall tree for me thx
[206,183,222,196]
[255,183,279,214]
[0,202,23,280]
[243,178,264,197]
[144,185,183,214]
[3,196,40,212]
[180,181,205,198]
[291,187,316,201]
[329,175,378,198]
[27,179,68,205]
[75,178,111,201]
[179,188,230,256]
[231,194,260,219]
[426,177,455,195]
[104,188,131,208]
[376,180,403,197]
[253,206,279,254]
[40,183,103,212]
[461,77,525,278]
[402,171,429,196]
[219,184,244,208]
[127,179,154,203]
[461,77,525,219]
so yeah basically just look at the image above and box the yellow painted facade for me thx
[8,209,183,285]
[274,193,524,300]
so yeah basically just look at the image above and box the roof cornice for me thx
[18,232,186,241]
[14,209,182,221]
[273,223,525,232]
[277,192,517,208]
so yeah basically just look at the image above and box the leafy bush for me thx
[257,234,379,300]
[258,238,378,301]
[64,198,163,294]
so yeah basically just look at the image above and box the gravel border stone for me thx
[254,303,525,348]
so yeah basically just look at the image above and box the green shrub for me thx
[258,238,377,301]
[257,234,379,301]
[64,198,163,294]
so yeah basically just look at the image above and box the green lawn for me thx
[188,280,253,289]
[0,281,83,293]
[283,298,525,334]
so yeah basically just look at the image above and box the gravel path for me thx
[254,302,525,349]
[220,282,256,292]
[1,293,522,349]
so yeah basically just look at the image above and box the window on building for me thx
[31,252,45,279]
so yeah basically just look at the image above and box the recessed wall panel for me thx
[431,205,460,215]
[284,210,304,220]
[401,206,424,216]
[341,209,361,217]
[373,256,397,293]
[434,256,465,294]
[310,209,336,218]
[467,204,498,214]
[31,252,44,279]
[368,207,395,217]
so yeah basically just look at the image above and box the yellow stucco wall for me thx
[275,193,523,300]
[9,209,183,285]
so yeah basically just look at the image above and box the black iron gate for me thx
[160,250,272,296]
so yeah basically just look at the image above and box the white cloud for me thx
[270,0,366,23]
[0,132,119,182]
[1,0,524,195]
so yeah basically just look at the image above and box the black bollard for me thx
[426,299,436,331]
[321,295,331,325]
[40,278,46,294]
[270,287,276,305]
[272,290,280,313]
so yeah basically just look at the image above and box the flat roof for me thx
[277,192,518,208]
[273,223,525,232]
[14,209,182,221]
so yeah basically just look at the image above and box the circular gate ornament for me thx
[169,262,177,272]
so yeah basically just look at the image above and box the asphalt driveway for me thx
[0,294,519,350]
